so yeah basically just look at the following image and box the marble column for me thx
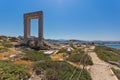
[38,14,43,46]
[39,14,43,40]
[24,16,31,40]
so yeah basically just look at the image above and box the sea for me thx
[104,44,120,49]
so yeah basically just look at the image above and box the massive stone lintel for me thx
[23,11,44,49]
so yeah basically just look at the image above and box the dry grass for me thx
[13,60,33,65]
[50,53,67,61]
[0,48,17,59]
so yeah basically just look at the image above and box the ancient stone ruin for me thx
[16,11,59,50]
[21,11,47,49]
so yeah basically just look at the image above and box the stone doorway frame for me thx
[24,11,43,42]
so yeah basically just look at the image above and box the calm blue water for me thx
[105,44,120,49]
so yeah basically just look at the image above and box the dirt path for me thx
[88,46,118,80]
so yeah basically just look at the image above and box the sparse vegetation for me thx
[67,53,93,65]
[9,37,20,42]
[72,48,84,54]
[57,48,67,54]
[0,36,7,40]
[23,50,50,61]
[105,47,120,55]
[112,68,120,79]
[33,61,92,80]
[2,43,13,48]
[0,60,30,80]
[0,47,9,53]
[95,46,120,62]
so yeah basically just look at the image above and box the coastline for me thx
[104,44,120,49]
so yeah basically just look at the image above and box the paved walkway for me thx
[88,46,118,80]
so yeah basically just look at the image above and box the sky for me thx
[0,0,120,41]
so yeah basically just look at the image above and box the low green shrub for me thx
[2,43,13,48]
[0,36,7,39]
[67,53,93,65]
[0,61,30,80]
[33,61,92,80]
[112,68,120,79]
[0,47,9,53]
[95,46,120,62]
[72,48,84,54]
[23,50,50,61]
[0,41,13,48]
[9,37,19,42]
[57,49,67,54]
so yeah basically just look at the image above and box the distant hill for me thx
[46,39,120,45]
